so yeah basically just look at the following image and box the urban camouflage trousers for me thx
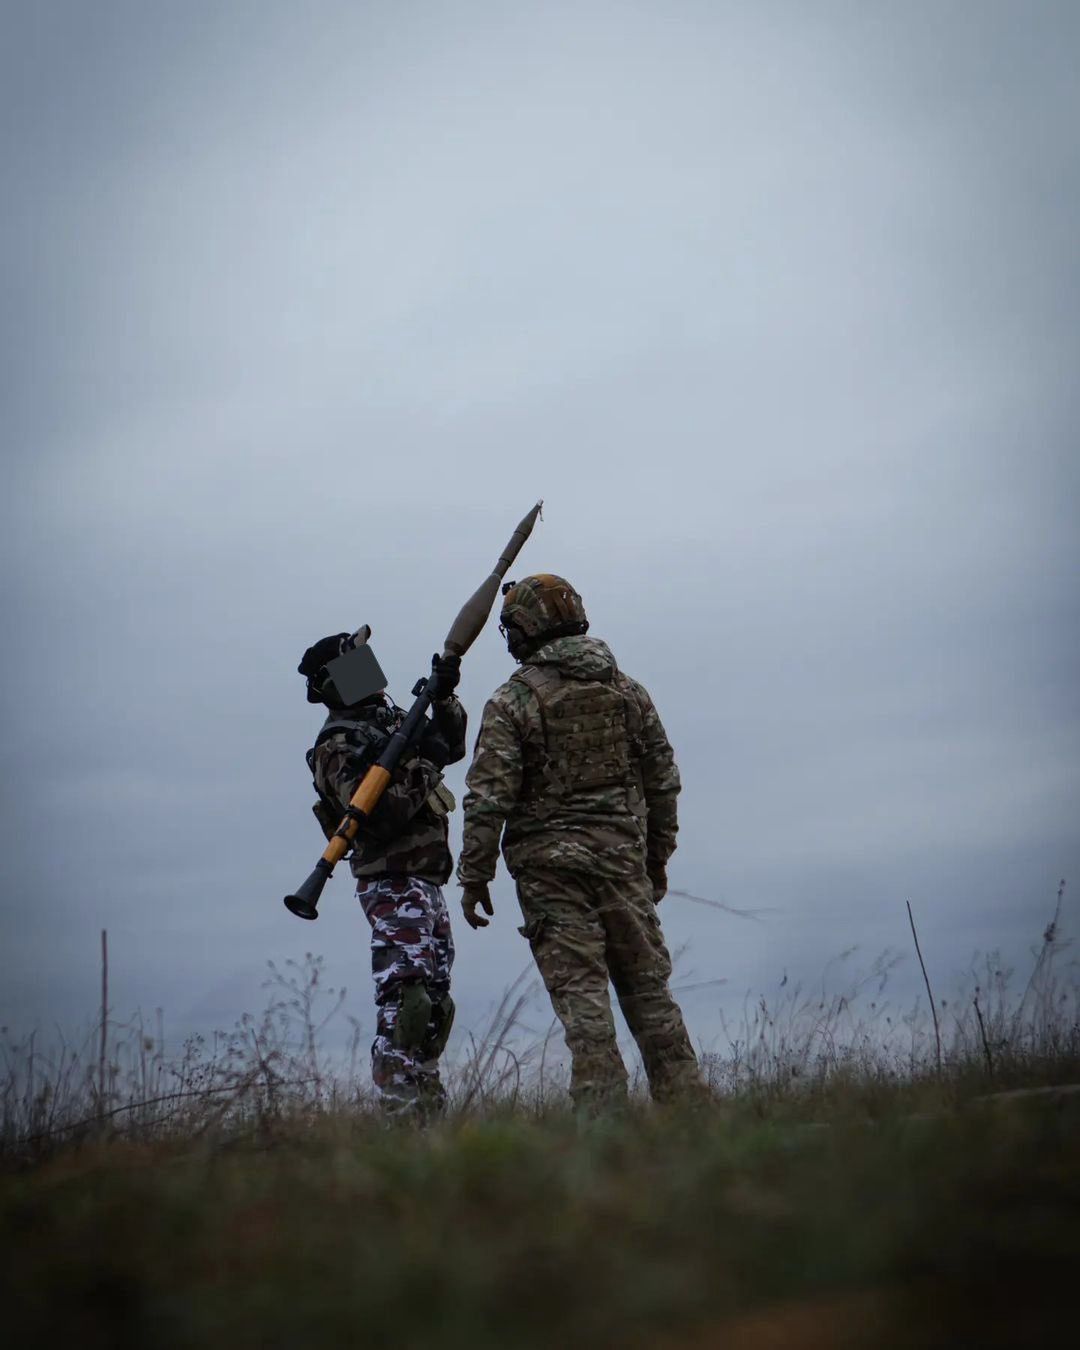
[356,876,455,1117]
[515,868,703,1109]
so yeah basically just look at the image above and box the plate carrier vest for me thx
[511,663,647,817]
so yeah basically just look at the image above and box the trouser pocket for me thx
[517,915,547,946]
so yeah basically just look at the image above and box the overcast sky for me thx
[2,1,1077,1071]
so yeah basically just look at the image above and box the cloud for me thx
[2,1,1077,1051]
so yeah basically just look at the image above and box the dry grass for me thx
[3,886,1077,1157]
[1,887,1077,1348]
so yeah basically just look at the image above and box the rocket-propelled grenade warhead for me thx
[443,500,543,658]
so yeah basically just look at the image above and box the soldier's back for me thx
[493,634,651,879]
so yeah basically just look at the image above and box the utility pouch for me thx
[393,982,434,1053]
[426,781,457,817]
[312,799,339,842]
[423,993,456,1059]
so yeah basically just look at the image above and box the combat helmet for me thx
[499,574,588,660]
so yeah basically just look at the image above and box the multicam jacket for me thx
[309,694,467,885]
[457,636,680,884]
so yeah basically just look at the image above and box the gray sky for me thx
[2,1,1078,1065]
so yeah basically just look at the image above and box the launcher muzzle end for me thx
[284,859,332,920]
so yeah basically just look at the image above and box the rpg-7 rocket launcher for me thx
[284,501,543,920]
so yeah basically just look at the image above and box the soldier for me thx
[457,575,705,1110]
[298,627,466,1117]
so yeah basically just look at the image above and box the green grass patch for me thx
[3,1093,1078,1349]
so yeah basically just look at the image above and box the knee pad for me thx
[423,993,456,1059]
[392,982,433,1053]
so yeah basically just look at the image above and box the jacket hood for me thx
[525,634,617,680]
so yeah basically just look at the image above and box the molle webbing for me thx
[513,664,642,799]
[307,714,390,849]
[313,712,391,756]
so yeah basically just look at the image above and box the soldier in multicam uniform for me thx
[298,628,466,1117]
[457,575,706,1110]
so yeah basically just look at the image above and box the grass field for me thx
[3,1088,1079,1349]
[3,893,1077,1348]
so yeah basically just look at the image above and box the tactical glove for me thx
[429,652,461,701]
[647,862,668,905]
[461,882,494,930]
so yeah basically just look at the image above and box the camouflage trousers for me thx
[356,876,455,1117]
[515,868,703,1110]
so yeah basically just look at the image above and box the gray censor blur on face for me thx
[1,1,1077,1050]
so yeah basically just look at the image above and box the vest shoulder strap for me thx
[511,663,563,699]
[311,714,390,755]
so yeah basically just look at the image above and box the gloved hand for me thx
[461,882,494,930]
[647,862,668,904]
[429,652,461,701]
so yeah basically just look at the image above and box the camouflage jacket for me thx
[457,636,680,884]
[309,694,467,885]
